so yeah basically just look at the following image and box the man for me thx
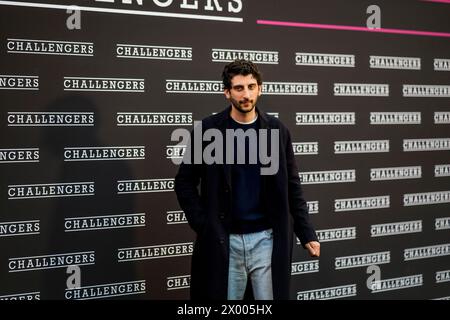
[174,59,320,300]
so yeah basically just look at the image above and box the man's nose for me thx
[242,88,251,98]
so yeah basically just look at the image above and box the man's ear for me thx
[258,85,262,96]
[224,89,230,99]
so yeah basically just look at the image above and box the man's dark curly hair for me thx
[222,59,263,90]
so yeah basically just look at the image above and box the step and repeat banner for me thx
[0,0,449,300]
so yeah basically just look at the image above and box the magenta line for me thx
[257,20,450,38]
[421,0,450,4]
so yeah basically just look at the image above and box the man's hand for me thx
[305,241,320,257]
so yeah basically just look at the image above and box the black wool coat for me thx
[174,106,318,300]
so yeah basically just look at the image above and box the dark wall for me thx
[0,0,449,300]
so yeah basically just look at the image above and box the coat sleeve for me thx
[174,132,206,234]
[284,127,319,246]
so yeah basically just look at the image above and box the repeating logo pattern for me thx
[0,0,449,300]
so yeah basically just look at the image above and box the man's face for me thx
[224,74,262,114]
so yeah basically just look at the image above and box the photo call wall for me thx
[0,0,449,300]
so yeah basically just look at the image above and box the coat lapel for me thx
[214,107,232,188]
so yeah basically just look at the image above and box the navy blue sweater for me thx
[228,116,270,234]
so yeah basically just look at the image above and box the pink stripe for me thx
[421,0,450,4]
[257,20,450,38]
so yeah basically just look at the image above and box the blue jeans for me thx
[227,229,273,300]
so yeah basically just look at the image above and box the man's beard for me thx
[230,97,257,114]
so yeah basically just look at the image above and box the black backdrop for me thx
[0,0,449,300]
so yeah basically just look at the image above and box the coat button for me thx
[219,213,225,219]
[219,238,225,244]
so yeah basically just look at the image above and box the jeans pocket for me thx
[263,228,273,238]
